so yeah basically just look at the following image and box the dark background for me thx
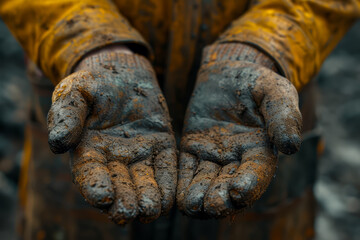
[0,18,359,240]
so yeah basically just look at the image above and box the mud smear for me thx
[177,43,302,219]
[47,52,177,225]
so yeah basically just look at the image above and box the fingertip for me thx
[109,199,138,225]
[82,183,114,208]
[138,201,161,223]
[47,114,84,154]
[228,189,250,209]
[229,173,258,208]
[203,189,234,218]
[48,127,72,154]
[184,190,205,217]
[138,191,161,219]
[274,130,302,155]
[72,160,114,208]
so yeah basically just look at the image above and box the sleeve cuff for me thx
[215,10,320,91]
[37,2,151,84]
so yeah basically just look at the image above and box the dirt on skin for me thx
[47,51,177,225]
[177,43,302,219]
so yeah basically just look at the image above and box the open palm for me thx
[47,53,177,224]
[177,60,302,218]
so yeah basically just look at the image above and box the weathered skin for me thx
[47,50,177,224]
[177,43,303,218]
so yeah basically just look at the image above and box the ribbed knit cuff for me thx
[76,51,153,73]
[202,43,279,73]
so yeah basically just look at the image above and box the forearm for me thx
[214,0,360,90]
[0,0,150,85]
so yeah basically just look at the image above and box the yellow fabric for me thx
[0,0,149,84]
[0,0,359,90]
[217,0,360,90]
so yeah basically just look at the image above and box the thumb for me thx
[258,74,302,155]
[47,71,91,154]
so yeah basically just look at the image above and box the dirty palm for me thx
[47,52,177,224]
[177,45,302,218]
[47,46,302,223]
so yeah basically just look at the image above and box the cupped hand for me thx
[177,59,302,218]
[47,52,177,224]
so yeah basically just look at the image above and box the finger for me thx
[154,148,177,215]
[203,162,240,217]
[130,160,161,223]
[176,152,197,212]
[47,72,92,154]
[184,161,221,217]
[229,146,277,207]
[71,147,114,208]
[108,161,138,225]
[255,73,302,154]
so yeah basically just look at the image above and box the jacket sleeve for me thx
[216,0,360,90]
[0,0,151,84]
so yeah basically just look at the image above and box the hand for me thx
[177,44,302,218]
[47,49,177,224]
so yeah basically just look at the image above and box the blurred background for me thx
[0,18,359,240]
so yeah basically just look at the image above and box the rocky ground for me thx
[0,18,359,240]
[314,21,360,240]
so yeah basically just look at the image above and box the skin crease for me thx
[47,47,177,225]
[177,43,303,219]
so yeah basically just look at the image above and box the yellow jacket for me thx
[1,0,359,120]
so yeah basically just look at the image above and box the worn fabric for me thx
[1,0,359,128]
[0,0,338,239]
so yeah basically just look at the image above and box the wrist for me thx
[73,47,154,75]
[202,43,279,73]
[74,45,134,72]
